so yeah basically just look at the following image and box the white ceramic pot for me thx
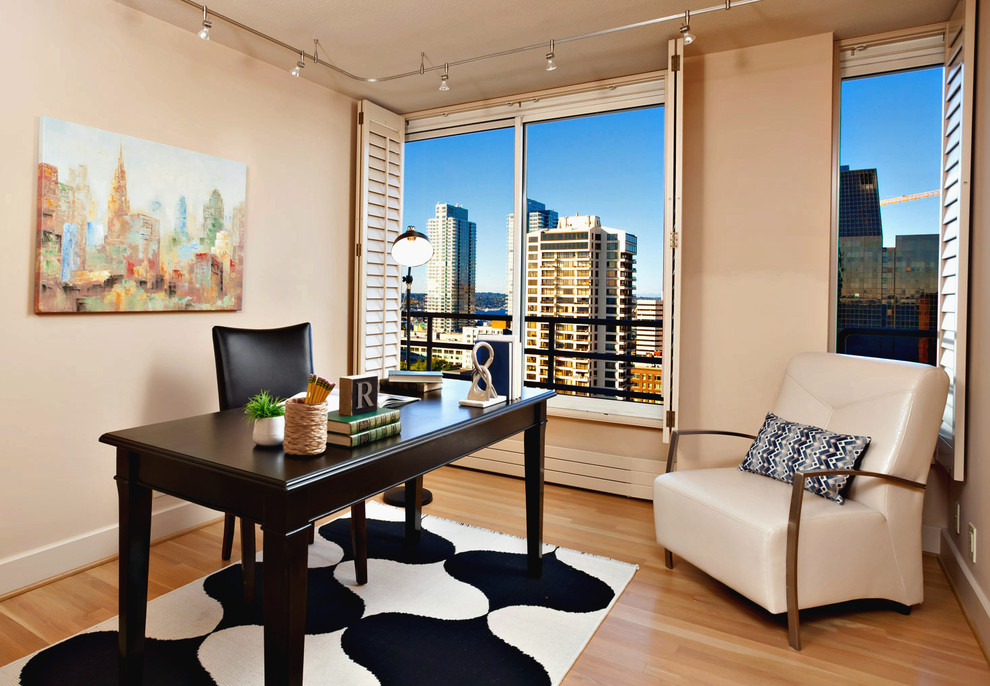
[252,416,285,446]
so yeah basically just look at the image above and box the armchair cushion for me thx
[739,412,871,504]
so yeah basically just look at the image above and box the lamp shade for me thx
[391,227,434,267]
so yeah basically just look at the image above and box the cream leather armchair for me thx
[653,352,949,650]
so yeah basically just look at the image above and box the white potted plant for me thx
[244,390,285,446]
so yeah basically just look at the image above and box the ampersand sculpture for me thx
[460,341,506,407]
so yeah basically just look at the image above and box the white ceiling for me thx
[116,0,956,114]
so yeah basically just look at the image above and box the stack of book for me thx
[383,370,444,395]
[326,406,401,447]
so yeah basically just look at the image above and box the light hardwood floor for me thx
[1,466,988,684]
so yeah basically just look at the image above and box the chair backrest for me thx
[212,323,314,411]
[772,352,948,510]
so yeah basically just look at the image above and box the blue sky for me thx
[403,107,664,295]
[839,66,943,247]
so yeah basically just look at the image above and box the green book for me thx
[327,407,401,435]
[327,421,401,447]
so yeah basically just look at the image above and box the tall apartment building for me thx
[524,215,636,396]
[426,203,476,333]
[634,298,663,359]
[506,199,559,308]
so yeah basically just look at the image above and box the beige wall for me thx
[0,0,354,594]
[944,0,990,649]
[677,34,835,461]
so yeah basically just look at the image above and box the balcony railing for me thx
[402,310,664,403]
[836,327,937,365]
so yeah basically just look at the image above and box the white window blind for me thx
[936,0,975,481]
[661,37,684,441]
[353,100,405,375]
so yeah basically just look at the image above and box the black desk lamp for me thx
[384,225,434,507]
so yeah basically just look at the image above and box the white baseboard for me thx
[922,525,942,554]
[0,497,220,598]
[940,527,990,653]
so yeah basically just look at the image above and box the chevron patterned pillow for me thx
[738,412,871,504]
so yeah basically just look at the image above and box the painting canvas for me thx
[35,117,247,312]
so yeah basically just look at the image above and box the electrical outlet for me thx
[969,523,977,564]
[956,502,962,535]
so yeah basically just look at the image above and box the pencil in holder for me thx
[283,397,328,456]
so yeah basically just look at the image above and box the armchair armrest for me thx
[665,429,757,474]
[784,469,926,650]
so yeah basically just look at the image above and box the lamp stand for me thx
[403,267,412,370]
[385,265,433,508]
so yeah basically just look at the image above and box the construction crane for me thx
[879,190,940,206]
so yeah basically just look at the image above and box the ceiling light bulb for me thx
[198,6,211,40]
[545,39,556,72]
[680,10,695,45]
[290,51,304,77]
[439,62,449,92]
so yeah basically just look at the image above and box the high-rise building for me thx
[634,298,663,359]
[426,203,477,333]
[837,166,885,332]
[524,215,636,396]
[837,166,939,364]
[506,199,559,307]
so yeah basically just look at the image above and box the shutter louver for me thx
[935,0,975,481]
[354,101,404,375]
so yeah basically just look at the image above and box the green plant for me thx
[243,390,286,421]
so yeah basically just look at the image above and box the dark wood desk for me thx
[101,380,553,686]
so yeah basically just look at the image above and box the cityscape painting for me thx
[34,117,247,313]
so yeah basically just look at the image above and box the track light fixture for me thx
[438,62,449,91]
[679,10,696,45]
[545,39,557,71]
[290,50,304,77]
[197,5,211,40]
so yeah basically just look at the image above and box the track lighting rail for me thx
[178,0,762,84]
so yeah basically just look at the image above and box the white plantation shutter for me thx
[661,37,684,442]
[936,0,975,480]
[354,100,404,375]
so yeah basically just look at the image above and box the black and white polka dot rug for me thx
[1,502,637,685]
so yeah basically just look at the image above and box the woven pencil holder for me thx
[283,398,328,456]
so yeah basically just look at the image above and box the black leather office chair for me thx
[212,323,368,596]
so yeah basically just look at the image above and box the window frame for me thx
[831,17,973,481]
[404,74,668,424]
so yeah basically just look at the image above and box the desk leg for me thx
[240,519,256,605]
[263,525,309,686]
[350,502,368,585]
[404,476,423,544]
[116,473,152,685]
[524,407,546,579]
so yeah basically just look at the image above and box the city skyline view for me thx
[403,106,664,297]
[836,65,942,365]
